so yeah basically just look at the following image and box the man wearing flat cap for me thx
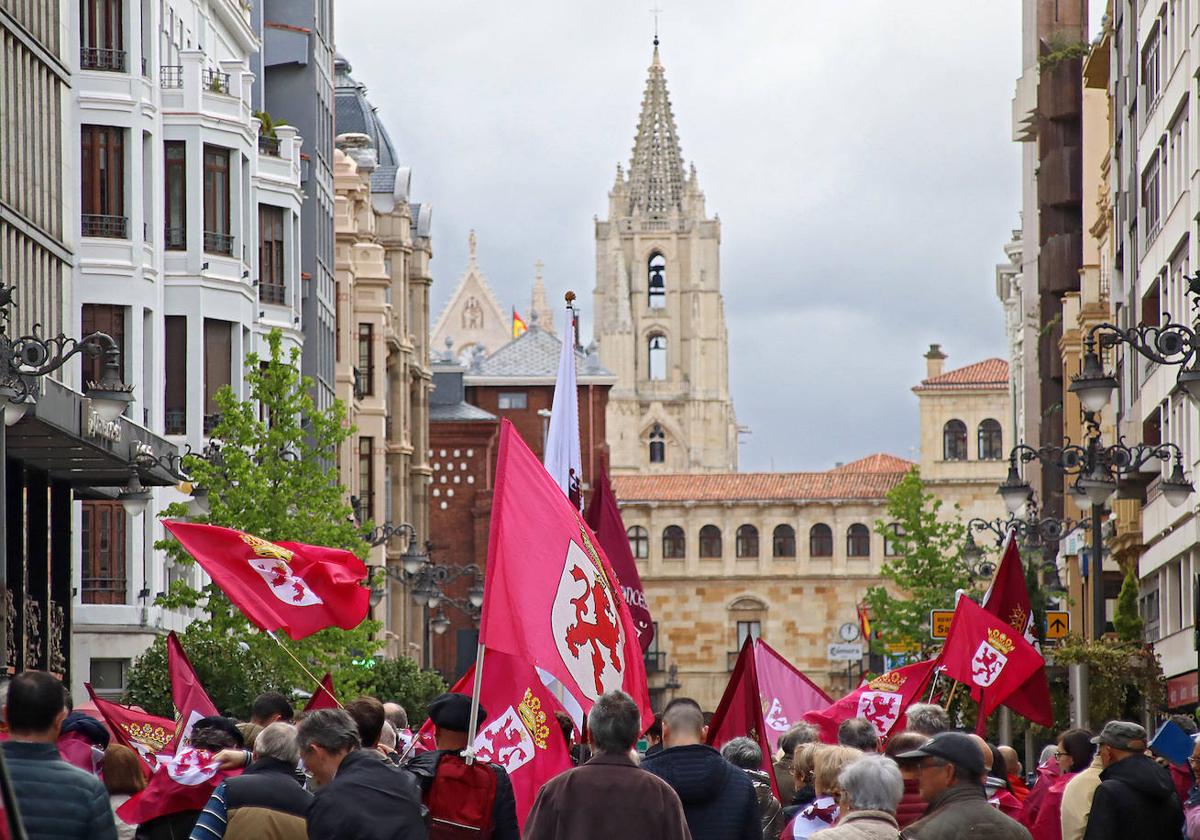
[408,693,518,840]
[1080,720,1182,840]
[896,731,1031,840]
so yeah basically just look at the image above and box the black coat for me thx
[306,749,427,840]
[642,743,759,840]
[408,749,519,840]
[1082,753,1184,840]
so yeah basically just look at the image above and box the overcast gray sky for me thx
[335,2,1084,472]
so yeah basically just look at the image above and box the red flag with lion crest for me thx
[804,658,939,744]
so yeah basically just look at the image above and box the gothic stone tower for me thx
[594,41,737,474]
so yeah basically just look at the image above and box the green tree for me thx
[863,468,974,655]
[1113,567,1144,643]
[125,330,441,716]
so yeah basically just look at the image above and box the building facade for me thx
[430,232,512,362]
[593,42,737,475]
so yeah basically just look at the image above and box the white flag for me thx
[543,306,582,509]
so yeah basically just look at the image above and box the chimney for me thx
[925,344,947,379]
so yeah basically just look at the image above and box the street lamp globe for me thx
[1078,466,1117,507]
[1161,461,1194,507]
[85,367,135,422]
[187,485,210,517]
[400,542,427,576]
[410,581,432,607]
[1068,351,1118,413]
[1178,362,1200,404]
[118,473,152,517]
[431,612,451,635]
[468,580,485,609]
[998,464,1033,515]
[963,533,983,564]
[2,394,31,427]
[426,586,443,610]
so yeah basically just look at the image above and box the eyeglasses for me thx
[916,759,948,772]
[1054,751,1068,758]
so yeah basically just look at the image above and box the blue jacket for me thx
[1,740,117,840]
[641,743,760,840]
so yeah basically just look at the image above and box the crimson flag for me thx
[804,658,939,744]
[583,461,654,651]
[163,521,370,640]
[167,632,219,745]
[941,596,1044,719]
[981,536,1054,727]
[417,650,574,831]
[117,746,239,825]
[479,420,653,729]
[303,672,339,712]
[84,684,175,771]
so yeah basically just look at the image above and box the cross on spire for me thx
[650,3,662,45]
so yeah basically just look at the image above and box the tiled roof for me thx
[611,456,913,503]
[913,358,1008,391]
[466,327,613,381]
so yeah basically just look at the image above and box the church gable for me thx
[431,231,511,359]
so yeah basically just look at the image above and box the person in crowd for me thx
[524,690,690,840]
[1080,720,1182,840]
[188,722,311,840]
[839,718,880,753]
[0,671,117,840]
[776,723,820,806]
[137,716,245,840]
[884,731,929,828]
[1024,729,1093,840]
[984,741,1023,818]
[903,704,951,737]
[641,697,760,840]
[103,743,145,840]
[343,696,387,751]
[383,702,412,754]
[787,742,823,817]
[59,708,110,774]
[644,714,664,757]
[408,693,518,840]
[236,692,293,752]
[896,731,1031,840]
[1161,714,1198,804]
[998,745,1029,801]
[1021,743,1064,832]
[1059,729,1105,840]
[376,721,400,764]
[810,754,903,840]
[721,736,785,840]
[1184,736,1200,840]
[298,708,425,840]
[784,746,862,839]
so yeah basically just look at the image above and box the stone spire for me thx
[531,259,556,336]
[627,41,686,217]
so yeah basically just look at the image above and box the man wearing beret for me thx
[896,731,1031,840]
[1080,721,1183,840]
[408,693,519,840]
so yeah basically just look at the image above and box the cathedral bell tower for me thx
[594,40,737,474]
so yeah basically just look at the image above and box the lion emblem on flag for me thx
[474,688,549,775]
[164,746,220,786]
[551,530,625,701]
[971,628,1015,688]
[855,691,901,736]
[240,534,323,607]
[764,697,790,732]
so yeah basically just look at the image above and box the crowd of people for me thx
[1,668,1199,840]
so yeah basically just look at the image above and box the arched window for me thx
[649,424,665,463]
[736,525,759,558]
[648,334,667,381]
[847,523,871,557]
[699,525,722,558]
[883,523,904,557]
[648,253,666,309]
[662,525,685,559]
[627,525,648,559]
[773,524,796,558]
[943,419,968,461]
[809,524,833,557]
[977,419,1003,460]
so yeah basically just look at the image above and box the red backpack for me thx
[424,752,497,840]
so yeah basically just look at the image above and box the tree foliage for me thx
[1053,637,1165,724]
[1113,568,1144,643]
[125,330,443,716]
[863,468,973,656]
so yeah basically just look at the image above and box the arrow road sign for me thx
[930,609,955,639]
[1044,610,1070,641]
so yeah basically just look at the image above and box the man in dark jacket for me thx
[524,690,689,840]
[408,693,518,840]
[1082,721,1183,840]
[1,671,117,840]
[189,722,311,840]
[774,722,818,806]
[641,697,759,840]
[896,731,1031,840]
[299,708,426,840]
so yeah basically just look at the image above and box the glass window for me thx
[164,315,187,434]
[649,423,665,463]
[164,141,186,249]
[772,525,796,558]
[648,254,666,309]
[259,205,286,302]
[81,304,125,388]
[736,525,759,558]
[203,145,231,253]
[943,420,968,461]
[699,525,722,558]
[627,526,648,559]
[847,523,871,557]
[81,501,127,604]
[736,620,761,647]
[884,523,903,557]
[497,392,527,410]
[809,524,833,557]
[89,658,130,696]
[662,525,685,559]
[81,125,126,237]
[648,334,667,381]
[358,437,374,521]
[80,0,125,70]
[357,323,374,397]
[203,319,232,435]
[977,419,1003,460]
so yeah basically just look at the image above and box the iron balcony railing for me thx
[203,230,234,255]
[259,280,286,305]
[164,226,186,250]
[164,409,186,436]
[160,65,183,88]
[80,47,127,72]
[82,214,128,239]
[203,68,230,94]
[258,134,281,156]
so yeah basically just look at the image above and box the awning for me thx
[1167,672,1198,708]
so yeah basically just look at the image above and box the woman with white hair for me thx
[809,754,903,840]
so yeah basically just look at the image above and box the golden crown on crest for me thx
[868,671,905,693]
[124,722,170,752]
[986,627,1016,655]
[517,687,550,750]
[241,533,294,564]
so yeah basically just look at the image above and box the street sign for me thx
[827,643,863,661]
[930,609,955,639]
[1044,610,1070,640]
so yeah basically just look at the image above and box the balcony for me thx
[81,47,127,72]
[259,280,286,305]
[81,575,128,605]
[258,134,281,157]
[160,65,183,89]
[203,231,234,255]
[203,68,230,94]
[164,409,186,436]
[164,226,186,250]
[644,651,665,673]
[82,215,128,239]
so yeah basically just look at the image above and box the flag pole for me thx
[462,642,486,765]
[267,631,343,709]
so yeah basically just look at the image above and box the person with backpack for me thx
[409,693,518,840]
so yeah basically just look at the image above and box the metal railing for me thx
[82,214,128,239]
[80,47,126,72]
[258,134,281,156]
[203,230,234,255]
[259,280,286,305]
[164,226,186,250]
[203,68,230,94]
[81,576,128,605]
[160,65,183,88]
[164,409,186,435]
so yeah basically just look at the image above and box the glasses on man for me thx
[1187,756,1200,766]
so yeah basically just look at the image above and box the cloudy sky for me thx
[336,2,1098,472]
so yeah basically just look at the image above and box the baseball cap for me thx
[1091,721,1148,751]
[895,731,985,778]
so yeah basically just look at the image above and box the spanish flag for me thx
[857,602,872,640]
[512,308,527,338]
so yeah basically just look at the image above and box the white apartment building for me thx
[70,0,304,699]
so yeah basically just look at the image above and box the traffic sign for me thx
[1044,610,1070,640]
[930,609,955,639]
[827,643,864,661]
